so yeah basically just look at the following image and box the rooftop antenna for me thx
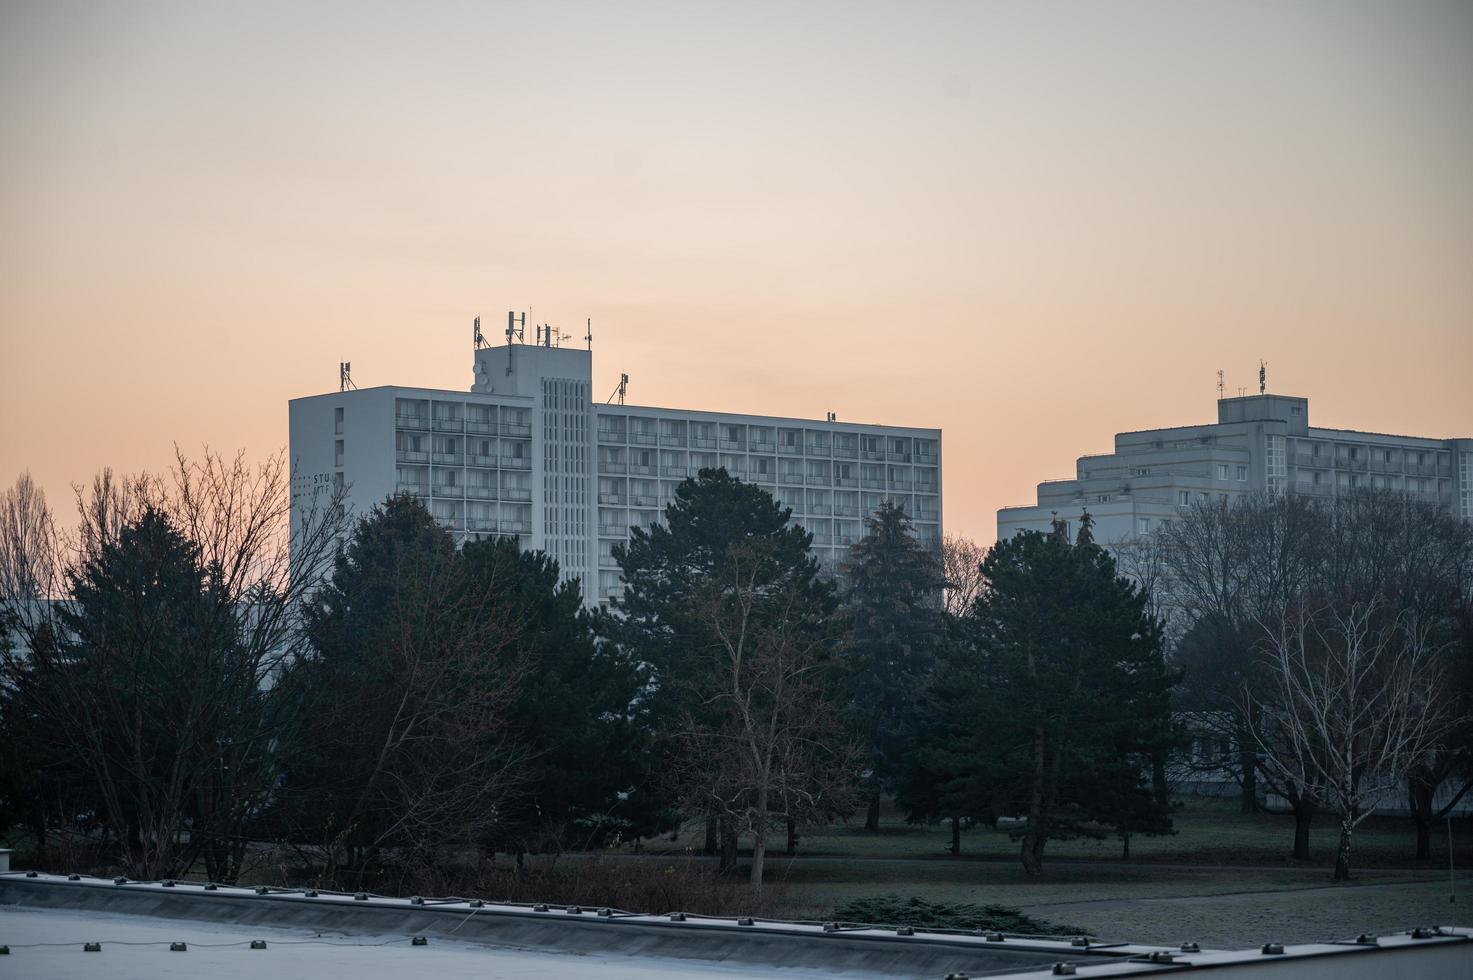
[339,362,357,391]
[1259,360,1268,395]
[606,373,629,405]
[826,411,837,422]
[1216,369,1224,400]
[585,318,592,350]
[1238,386,1247,397]
[473,316,487,351]
[506,311,525,375]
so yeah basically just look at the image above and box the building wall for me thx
[290,341,941,605]
[998,394,1469,544]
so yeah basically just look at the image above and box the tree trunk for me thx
[750,787,769,894]
[786,818,798,856]
[1409,776,1434,862]
[703,816,717,857]
[950,816,961,857]
[1292,798,1316,861]
[1020,834,1044,876]
[718,816,738,874]
[1152,751,1169,807]
[1239,742,1257,815]
[1121,833,1131,861]
[864,790,881,832]
[1333,815,1354,881]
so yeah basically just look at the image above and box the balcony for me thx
[833,445,858,460]
[432,452,463,466]
[749,440,775,454]
[598,428,627,444]
[862,449,886,461]
[719,439,744,451]
[777,443,802,455]
[629,464,656,476]
[631,494,657,508]
[806,474,831,485]
[630,431,658,446]
[600,460,628,474]
[396,482,428,497]
[750,471,775,483]
[690,436,717,449]
[500,457,531,470]
[431,483,463,497]
[465,485,496,499]
[915,450,938,465]
[435,516,464,531]
[834,533,858,547]
[889,479,914,491]
[500,422,532,438]
[861,478,885,489]
[660,434,685,446]
[465,418,496,435]
[467,454,498,468]
[432,417,463,432]
[915,483,938,494]
[887,450,912,463]
[1409,462,1441,477]
[466,517,498,532]
[396,449,429,464]
[805,444,832,457]
[810,535,832,547]
[500,487,532,502]
[598,524,627,536]
[500,520,531,534]
[833,475,858,488]
[599,554,620,568]
[598,493,626,506]
[808,503,832,516]
[833,505,859,517]
[915,511,939,523]
[662,465,690,478]
[395,415,429,431]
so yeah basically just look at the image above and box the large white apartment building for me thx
[290,329,942,605]
[997,393,1472,543]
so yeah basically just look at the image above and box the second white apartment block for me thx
[290,336,942,605]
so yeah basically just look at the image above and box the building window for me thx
[1137,517,1152,534]
[1236,465,1248,481]
[334,439,344,467]
[1178,490,1191,506]
[334,406,344,434]
[1216,464,1229,480]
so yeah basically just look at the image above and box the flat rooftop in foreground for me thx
[1,872,1470,979]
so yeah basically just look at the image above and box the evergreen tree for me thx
[953,519,1175,874]
[614,468,840,870]
[461,536,667,854]
[841,502,946,830]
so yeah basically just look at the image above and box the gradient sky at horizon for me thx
[2,0,1470,543]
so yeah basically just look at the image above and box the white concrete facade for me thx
[997,393,1471,543]
[290,338,941,605]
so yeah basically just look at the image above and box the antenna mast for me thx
[585,318,593,350]
[606,373,629,405]
[1216,369,1224,400]
[1259,360,1268,395]
[339,362,357,391]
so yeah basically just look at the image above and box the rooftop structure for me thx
[290,317,942,605]
[2,872,1469,979]
[997,393,1471,544]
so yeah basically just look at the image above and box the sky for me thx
[2,0,1470,543]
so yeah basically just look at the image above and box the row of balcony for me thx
[398,482,533,502]
[435,516,531,534]
[596,429,937,463]
[1289,452,1449,477]
[1292,480,1450,501]
[397,415,532,438]
[396,450,531,469]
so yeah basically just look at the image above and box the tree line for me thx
[2,454,1464,890]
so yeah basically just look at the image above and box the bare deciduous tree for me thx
[1250,599,1453,880]
[941,533,987,618]
[673,540,857,894]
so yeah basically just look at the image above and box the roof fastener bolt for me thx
[0,945,10,954]
[468,900,484,908]
[411,936,428,946]
[1147,951,1175,963]
[354,892,369,901]
[567,905,583,914]
[1411,927,1439,939]
[985,932,1006,942]
[250,940,267,949]
[169,942,187,952]
[304,889,319,898]
[598,908,614,918]
[1355,934,1378,945]
[84,942,102,952]
[1261,942,1285,955]
[1052,965,1077,976]
[533,904,549,912]
[822,922,841,933]
[944,973,970,980]
[255,887,271,895]
[896,926,914,936]
[410,896,425,905]
[669,912,686,921]
[68,874,82,881]
[162,880,174,887]
[737,917,754,926]
[1070,936,1090,947]
[204,883,218,891]
[25,871,38,878]
[1179,941,1200,952]
[114,877,128,885]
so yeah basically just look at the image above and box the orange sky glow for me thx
[2,1,1470,543]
